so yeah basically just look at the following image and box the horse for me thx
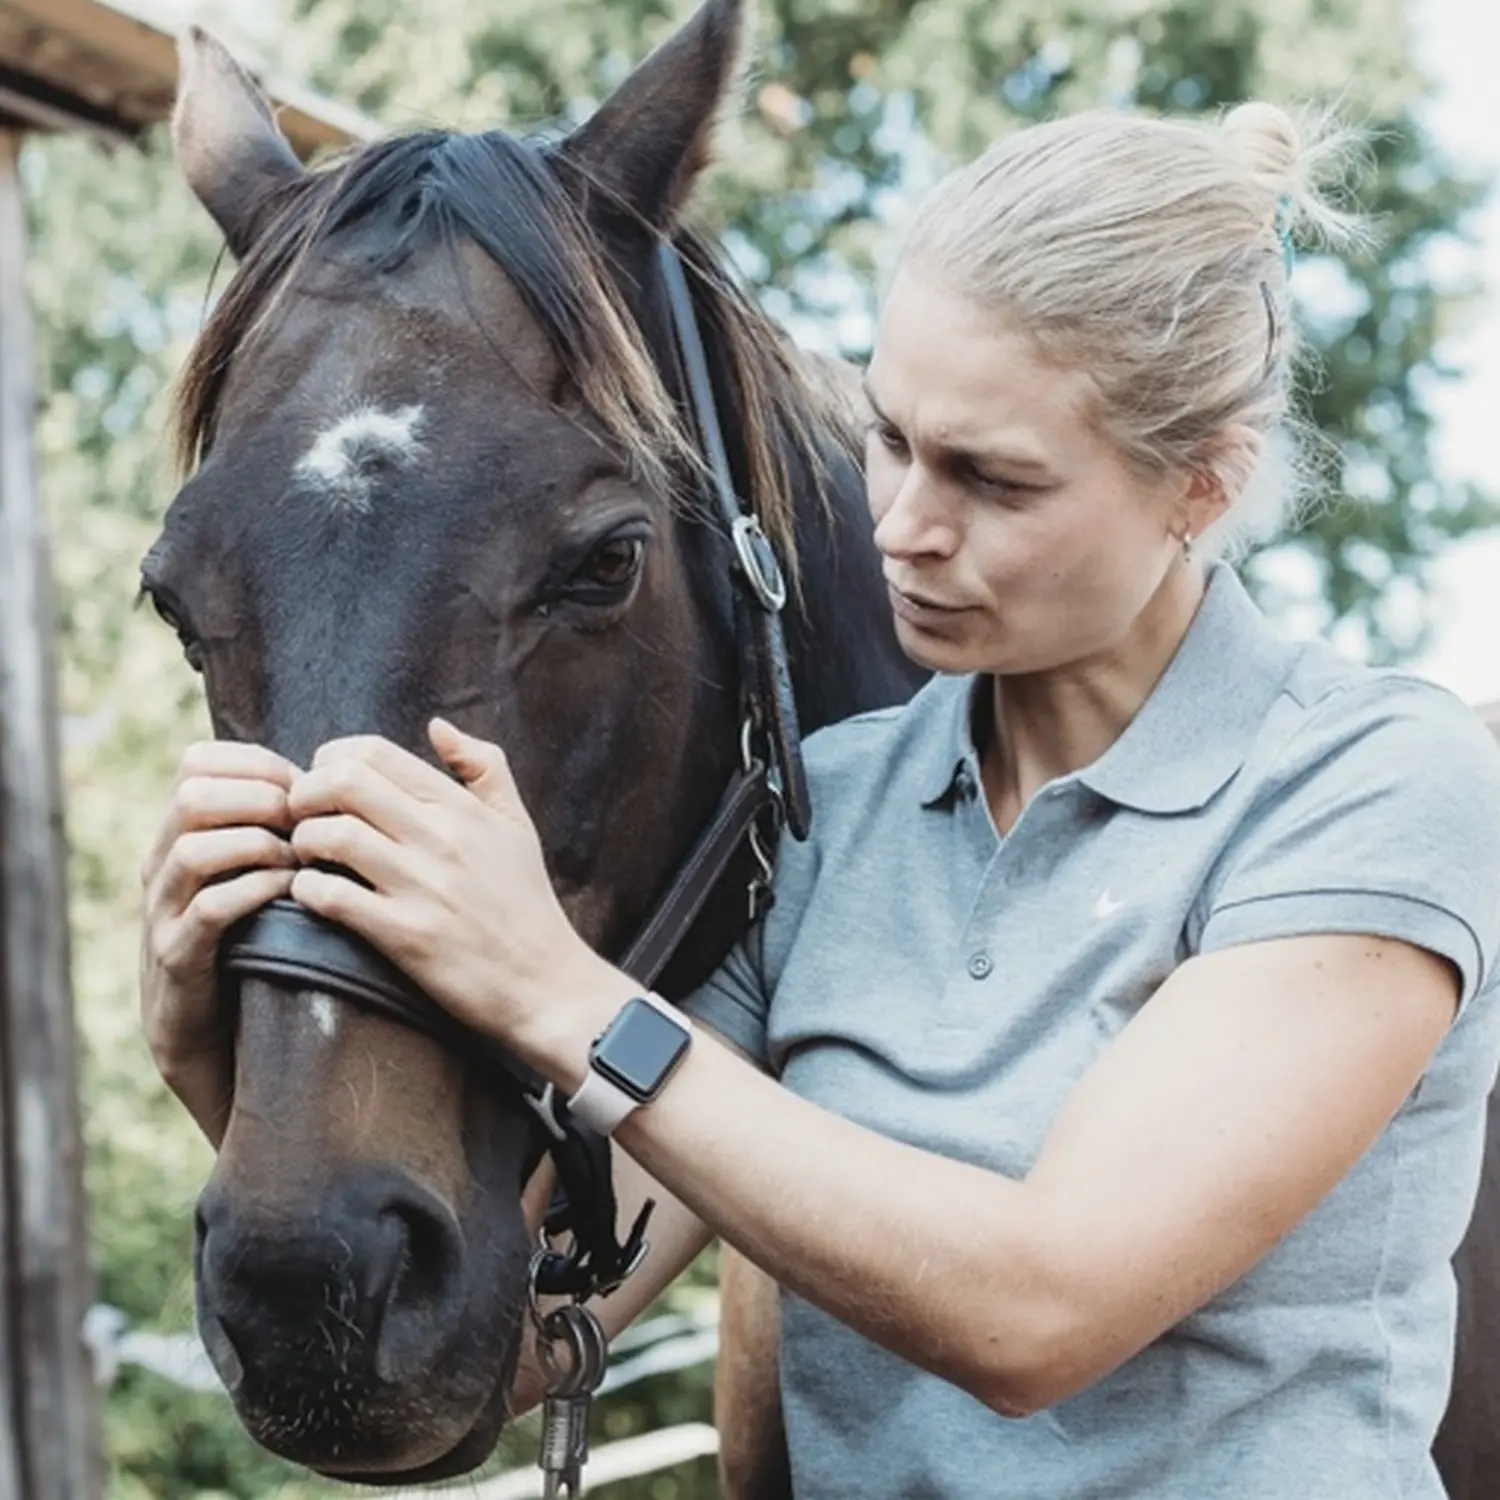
[1436,701,1500,1500]
[149,4,1500,1493]
[149,0,919,1484]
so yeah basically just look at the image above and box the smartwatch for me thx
[566,993,693,1136]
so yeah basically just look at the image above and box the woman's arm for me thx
[282,729,1461,1418]
[513,930,1454,1417]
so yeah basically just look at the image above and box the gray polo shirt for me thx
[686,563,1500,1499]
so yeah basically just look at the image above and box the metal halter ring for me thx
[731,515,788,614]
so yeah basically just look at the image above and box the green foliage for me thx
[24,0,1491,1494]
[267,0,1498,655]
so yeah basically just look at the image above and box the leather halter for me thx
[221,240,809,1301]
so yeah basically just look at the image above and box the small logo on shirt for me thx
[1093,889,1124,919]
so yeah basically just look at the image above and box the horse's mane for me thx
[172,128,862,569]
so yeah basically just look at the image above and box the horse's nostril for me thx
[370,1189,465,1384]
[193,1190,228,1304]
[199,1311,247,1393]
[359,1207,410,1308]
[387,1198,460,1304]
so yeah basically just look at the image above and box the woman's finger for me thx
[176,774,294,835]
[152,825,297,917]
[309,735,458,803]
[289,865,389,939]
[289,806,417,891]
[158,865,297,980]
[175,739,300,789]
[142,775,294,886]
[289,758,438,846]
[429,719,524,815]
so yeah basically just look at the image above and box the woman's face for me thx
[864,265,1193,678]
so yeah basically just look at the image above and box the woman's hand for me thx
[286,720,614,1057]
[139,741,299,1144]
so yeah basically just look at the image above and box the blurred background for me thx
[16,0,1500,1493]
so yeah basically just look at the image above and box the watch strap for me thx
[566,1065,642,1137]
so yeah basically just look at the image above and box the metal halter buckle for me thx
[731,514,788,613]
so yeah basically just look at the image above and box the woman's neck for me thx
[980,561,1209,833]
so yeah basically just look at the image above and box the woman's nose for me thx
[873,468,961,561]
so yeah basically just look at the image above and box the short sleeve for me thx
[1195,680,1500,1010]
[680,925,772,1068]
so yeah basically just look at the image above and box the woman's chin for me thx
[892,616,991,675]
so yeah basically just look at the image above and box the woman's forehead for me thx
[868,271,1097,454]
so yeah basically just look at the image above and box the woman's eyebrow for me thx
[948,444,1053,475]
[862,380,1052,473]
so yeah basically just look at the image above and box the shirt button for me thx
[966,951,994,980]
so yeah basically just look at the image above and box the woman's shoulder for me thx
[1198,653,1500,1009]
[800,672,966,813]
[1271,646,1500,786]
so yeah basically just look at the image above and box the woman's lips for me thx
[886,582,973,631]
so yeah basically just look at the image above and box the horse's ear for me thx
[172,26,305,257]
[560,0,749,230]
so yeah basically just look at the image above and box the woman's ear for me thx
[1181,425,1264,538]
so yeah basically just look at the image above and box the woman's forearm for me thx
[519,963,1064,1415]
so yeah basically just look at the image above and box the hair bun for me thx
[1218,102,1366,252]
[1221,101,1302,197]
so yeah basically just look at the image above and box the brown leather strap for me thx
[619,765,776,986]
[655,242,811,841]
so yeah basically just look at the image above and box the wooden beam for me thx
[0,0,376,154]
[0,128,101,1500]
[0,64,136,147]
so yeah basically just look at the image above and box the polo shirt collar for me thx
[917,564,1299,815]
[917,674,984,808]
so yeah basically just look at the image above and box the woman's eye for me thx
[576,536,644,592]
[966,468,1048,502]
[871,422,909,456]
[968,469,1014,493]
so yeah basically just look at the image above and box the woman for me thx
[141,102,1500,1497]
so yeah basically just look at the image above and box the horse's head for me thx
[144,0,861,1478]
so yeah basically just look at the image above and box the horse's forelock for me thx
[171,126,860,574]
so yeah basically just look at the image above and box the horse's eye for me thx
[151,595,182,634]
[149,593,205,673]
[577,536,644,593]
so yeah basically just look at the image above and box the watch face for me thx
[596,999,691,1099]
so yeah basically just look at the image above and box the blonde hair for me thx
[898,103,1367,559]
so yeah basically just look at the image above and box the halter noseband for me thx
[221,240,808,1302]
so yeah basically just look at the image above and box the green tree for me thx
[25,0,1490,1495]
[279,0,1496,659]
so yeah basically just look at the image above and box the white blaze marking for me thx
[295,404,426,512]
[310,996,339,1039]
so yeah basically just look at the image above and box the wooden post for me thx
[0,127,102,1500]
